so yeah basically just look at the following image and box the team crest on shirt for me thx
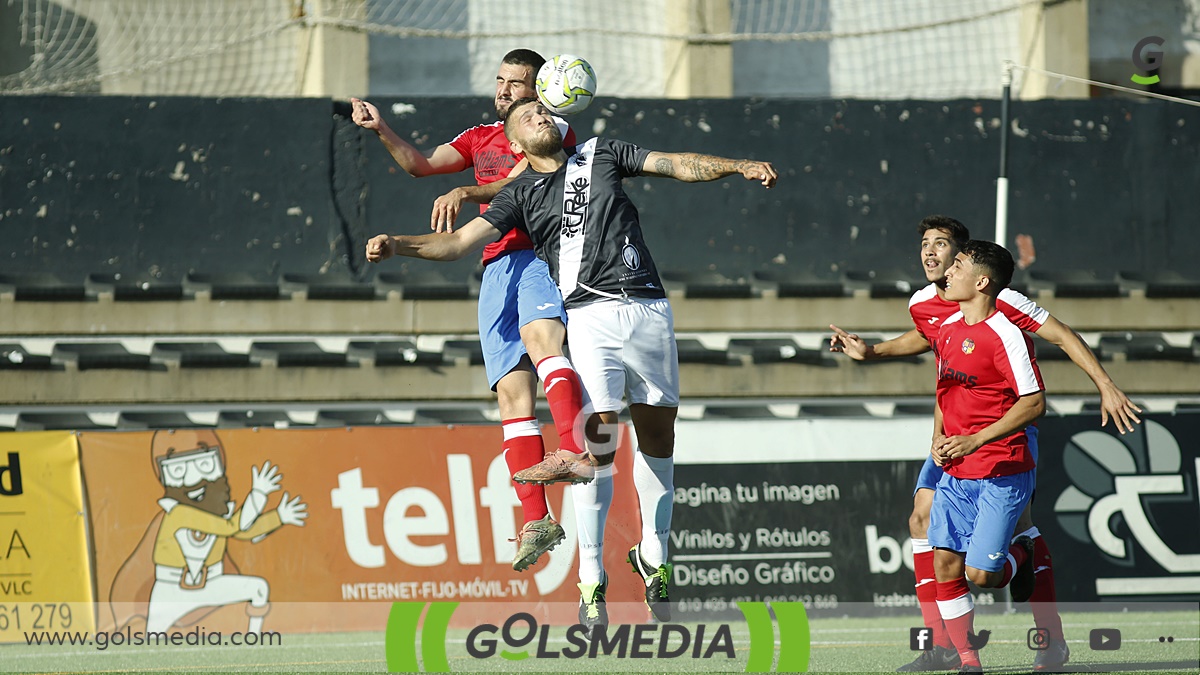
[961,338,975,355]
[621,237,641,270]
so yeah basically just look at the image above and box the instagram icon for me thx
[1027,628,1050,650]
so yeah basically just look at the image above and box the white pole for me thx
[996,61,1014,247]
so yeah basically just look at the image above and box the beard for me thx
[523,125,563,157]
[164,475,233,516]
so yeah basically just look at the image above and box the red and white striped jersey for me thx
[935,310,1044,479]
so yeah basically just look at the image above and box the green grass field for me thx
[5,609,1197,673]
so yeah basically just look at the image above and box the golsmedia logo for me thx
[385,601,810,672]
[1131,36,1164,85]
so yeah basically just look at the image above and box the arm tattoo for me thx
[654,157,676,177]
[678,153,746,182]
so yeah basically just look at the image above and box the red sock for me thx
[1028,535,1064,639]
[913,545,953,649]
[536,356,584,454]
[998,538,1032,587]
[936,577,980,667]
[502,418,549,522]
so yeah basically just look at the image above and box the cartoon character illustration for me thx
[109,430,307,634]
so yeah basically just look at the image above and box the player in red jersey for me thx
[929,239,1046,673]
[830,215,1141,672]
[351,50,588,573]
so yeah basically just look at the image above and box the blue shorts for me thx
[928,469,1035,572]
[914,424,1039,496]
[479,249,567,390]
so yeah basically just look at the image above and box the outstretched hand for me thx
[350,98,383,132]
[1097,382,1142,434]
[739,161,778,188]
[366,234,396,263]
[828,324,870,360]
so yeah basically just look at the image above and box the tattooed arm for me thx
[641,151,778,187]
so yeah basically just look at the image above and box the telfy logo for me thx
[1131,36,1164,85]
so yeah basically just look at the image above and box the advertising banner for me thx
[669,419,1005,614]
[79,426,641,635]
[0,431,95,642]
[1033,412,1200,602]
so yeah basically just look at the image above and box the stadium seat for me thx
[347,340,443,367]
[414,407,492,425]
[843,268,926,298]
[1118,270,1200,298]
[16,412,111,431]
[894,401,936,416]
[727,338,828,365]
[374,269,473,300]
[702,405,779,419]
[0,273,87,301]
[674,338,736,365]
[217,410,298,428]
[117,411,209,429]
[1098,333,1196,362]
[183,272,282,300]
[316,409,394,427]
[799,402,872,417]
[659,270,755,299]
[280,272,375,301]
[52,342,153,370]
[0,344,53,370]
[442,340,486,365]
[1029,335,1081,362]
[151,342,252,368]
[1027,270,1121,298]
[249,341,348,367]
[85,273,184,301]
[752,269,846,298]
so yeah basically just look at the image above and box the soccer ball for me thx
[535,54,597,115]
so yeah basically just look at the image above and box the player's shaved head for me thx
[961,239,1015,292]
[919,215,970,248]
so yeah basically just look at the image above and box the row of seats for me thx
[8,397,1188,431]
[3,332,1197,371]
[4,268,1198,301]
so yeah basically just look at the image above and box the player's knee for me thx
[965,567,996,587]
[909,510,930,538]
[250,579,270,604]
[585,413,621,460]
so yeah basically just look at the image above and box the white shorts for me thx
[565,297,680,412]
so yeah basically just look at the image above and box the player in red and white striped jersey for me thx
[829,215,1141,673]
[928,240,1046,672]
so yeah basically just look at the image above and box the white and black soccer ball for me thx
[535,54,597,115]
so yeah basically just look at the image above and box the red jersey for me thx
[448,118,575,264]
[936,311,1044,479]
[909,283,1048,357]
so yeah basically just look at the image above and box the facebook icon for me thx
[910,627,933,651]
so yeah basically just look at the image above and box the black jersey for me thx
[481,137,666,309]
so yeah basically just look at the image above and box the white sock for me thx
[572,464,614,584]
[633,450,674,569]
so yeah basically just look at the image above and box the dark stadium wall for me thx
[2,95,1196,282]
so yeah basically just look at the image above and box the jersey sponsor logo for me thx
[475,149,518,179]
[928,316,940,324]
[560,176,590,237]
[621,237,641,270]
[961,338,975,355]
[536,302,555,310]
[987,551,1005,560]
[940,366,978,386]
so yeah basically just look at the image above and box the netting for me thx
[0,0,1039,98]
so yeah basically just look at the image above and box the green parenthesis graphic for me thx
[738,601,775,673]
[773,602,811,673]
[1131,73,1161,85]
[421,602,459,673]
[499,650,529,661]
[385,602,426,673]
